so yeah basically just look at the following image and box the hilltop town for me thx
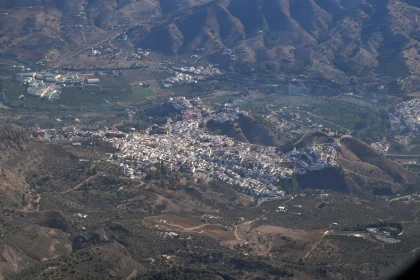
[103,97,339,197]
[27,96,340,197]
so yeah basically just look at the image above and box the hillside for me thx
[287,133,418,195]
[0,126,73,275]
[1,126,420,279]
[0,125,33,209]
[0,124,268,279]
[207,115,285,146]
[337,136,418,193]
[204,126,418,195]
[294,132,335,150]
[0,124,147,278]
[0,124,93,203]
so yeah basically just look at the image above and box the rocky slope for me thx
[207,115,285,146]
[293,133,418,194]
[0,124,87,208]
[0,125,33,209]
[0,124,145,278]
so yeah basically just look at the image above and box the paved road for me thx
[386,154,420,158]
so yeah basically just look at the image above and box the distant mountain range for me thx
[136,0,420,92]
[1,0,420,92]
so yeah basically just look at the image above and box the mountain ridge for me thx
[1,0,420,92]
[134,0,420,93]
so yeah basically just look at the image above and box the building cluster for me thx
[102,97,340,197]
[371,141,390,154]
[89,48,101,56]
[164,72,200,85]
[287,145,338,174]
[268,107,342,140]
[16,72,62,100]
[24,95,341,197]
[172,66,222,76]
[391,98,420,132]
[267,115,302,137]
[131,48,150,59]
[167,96,200,110]
[15,72,100,100]
[366,227,394,238]
[16,72,61,85]
[211,106,249,123]
[222,48,237,61]
[164,65,222,85]
[390,98,420,144]
[88,45,122,57]
[31,124,100,144]
[16,72,100,86]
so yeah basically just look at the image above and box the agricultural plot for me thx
[39,192,94,215]
[110,218,224,261]
[401,221,420,238]
[58,86,104,107]
[30,151,92,193]
[99,74,126,87]
[305,235,381,264]
[236,99,264,113]
[304,232,420,279]
[168,84,196,96]
[154,71,173,81]
[246,225,323,258]
[254,193,413,230]
[121,69,156,85]
[234,92,386,136]
[65,146,104,161]
[202,94,234,109]
[58,84,138,109]
[0,64,21,77]
[147,212,324,261]
[127,86,156,103]
[1,80,24,102]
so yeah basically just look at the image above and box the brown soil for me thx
[148,214,324,259]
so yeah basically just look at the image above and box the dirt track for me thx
[61,173,101,194]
